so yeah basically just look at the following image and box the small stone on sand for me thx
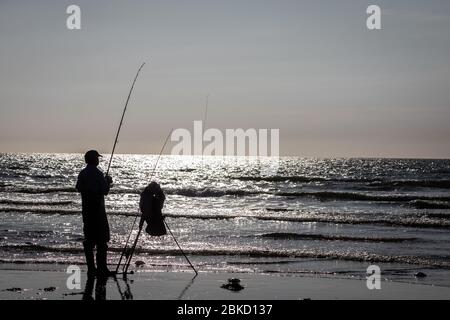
[414,272,427,278]
[4,287,22,292]
[221,278,244,291]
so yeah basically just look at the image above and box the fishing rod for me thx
[147,128,174,181]
[201,94,209,164]
[106,62,146,177]
[122,129,173,274]
[203,94,209,126]
[116,129,173,275]
[165,94,208,275]
[117,94,207,276]
[119,128,199,277]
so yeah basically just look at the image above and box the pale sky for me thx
[1,0,449,158]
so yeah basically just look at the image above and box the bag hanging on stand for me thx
[139,182,167,236]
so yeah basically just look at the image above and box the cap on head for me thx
[84,150,102,165]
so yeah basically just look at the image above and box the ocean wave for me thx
[0,207,136,217]
[266,207,294,212]
[3,187,78,194]
[0,186,142,195]
[1,206,449,229]
[368,180,450,189]
[4,185,450,205]
[166,187,260,197]
[0,185,260,197]
[0,199,75,206]
[254,232,418,243]
[0,244,448,269]
[234,175,331,183]
[2,230,58,239]
[234,175,450,189]
[253,213,450,229]
[1,186,261,198]
[423,213,450,219]
[275,191,450,202]
[177,168,196,172]
[410,200,450,210]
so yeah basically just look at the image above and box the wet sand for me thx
[0,264,449,300]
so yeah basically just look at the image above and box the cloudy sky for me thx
[1,0,449,157]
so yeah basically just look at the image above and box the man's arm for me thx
[157,189,165,210]
[101,174,112,195]
[75,172,84,193]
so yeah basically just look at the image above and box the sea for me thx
[1,153,449,287]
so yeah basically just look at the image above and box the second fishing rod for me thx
[119,127,198,277]
[106,62,197,277]
[116,129,172,276]
[101,61,145,275]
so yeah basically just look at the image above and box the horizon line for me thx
[0,151,449,161]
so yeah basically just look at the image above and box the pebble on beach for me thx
[3,287,22,292]
[414,272,427,278]
[221,278,245,291]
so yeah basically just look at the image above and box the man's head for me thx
[144,181,161,194]
[84,150,102,166]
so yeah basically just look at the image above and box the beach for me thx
[1,264,450,300]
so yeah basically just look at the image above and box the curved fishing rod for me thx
[118,95,207,276]
[203,94,209,126]
[201,94,209,164]
[147,128,174,181]
[121,128,200,277]
[116,129,173,275]
[106,62,146,177]
[122,129,173,274]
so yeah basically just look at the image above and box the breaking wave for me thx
[0,207,136,217]
[165,187,260,197]
[0,199,75,206]
[234,176,450,189]
[1,206,449,229]
[0,186,260,197]
[234,175,334,183]
[0,244,448,269]
[275,191,450,202]
[3,186,450,205]
[410,200,450,210]
[2,187,78,194]
[253,232,418,243]
[367,180,450,189]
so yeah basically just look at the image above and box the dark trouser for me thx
[83,240,109,272]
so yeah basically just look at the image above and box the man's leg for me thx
[96,242,114,277]
[82,273,95,301]
[83,240,96,276]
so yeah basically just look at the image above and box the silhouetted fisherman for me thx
[76,150,114,278]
